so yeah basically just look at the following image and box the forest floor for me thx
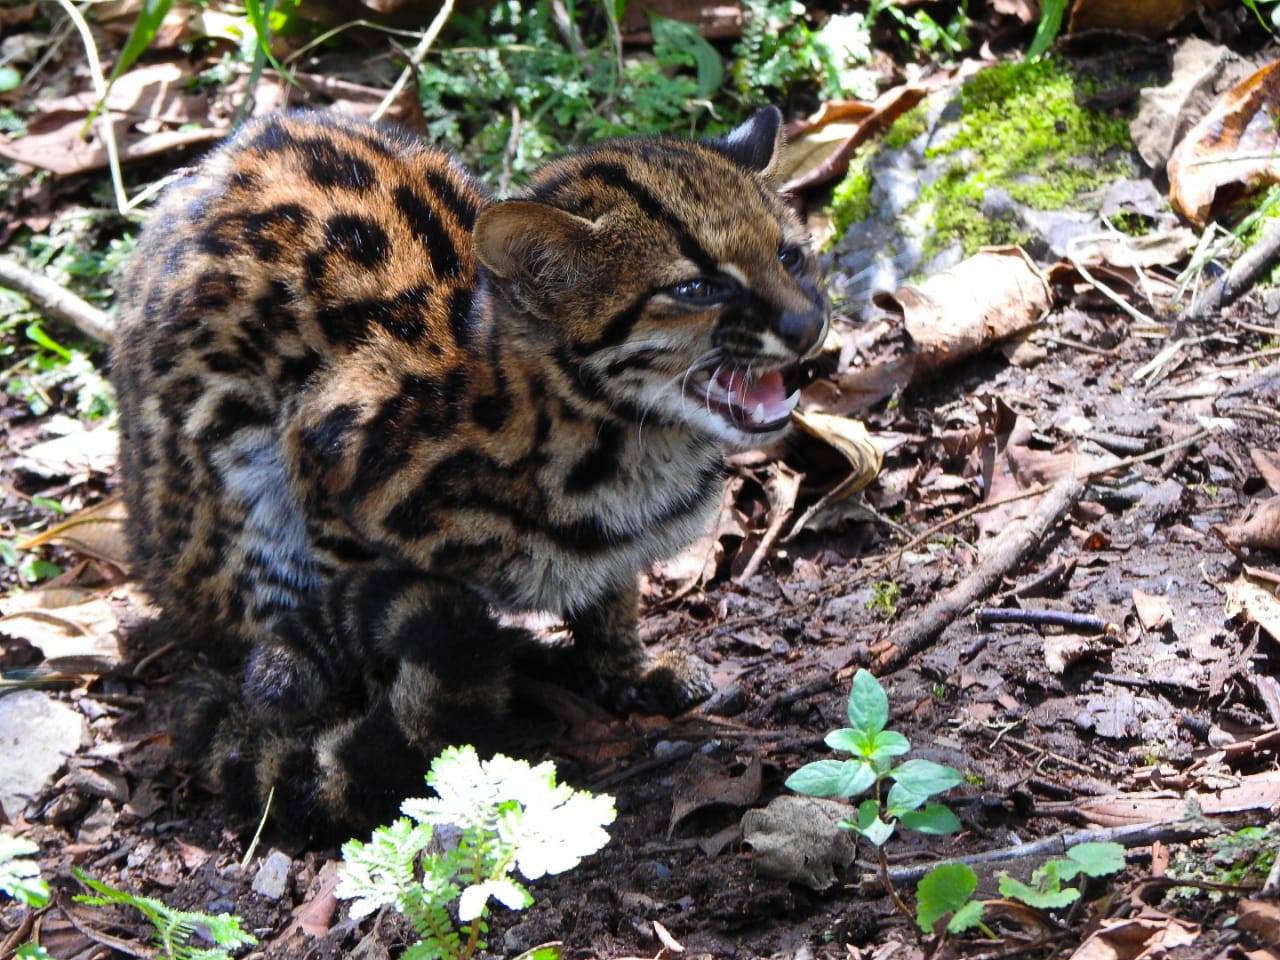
[2,8,1280,960]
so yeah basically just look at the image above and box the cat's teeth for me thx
[754,402,766,421]
[783,389,800,411]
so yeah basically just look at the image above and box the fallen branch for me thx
[879,818,1220,886]
[0,255,112,343]
[872,471,1084,674]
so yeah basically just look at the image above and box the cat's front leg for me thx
[567,581,713,715]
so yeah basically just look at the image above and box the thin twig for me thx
[0,255,112,343]
[975,608,1113,634]
[53,0,131,214]
[1189,218,1280,321]
[1065,237,1158,326]
[370,0,454,124]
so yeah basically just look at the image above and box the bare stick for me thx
[0,256,112,343]
[1190,218,1280,321]
[975,608,1112,634]
[873,471,1084,674]
[371,0,454,124]
[880,818,1225,886]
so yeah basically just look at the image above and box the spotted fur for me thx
[113,108,828,837]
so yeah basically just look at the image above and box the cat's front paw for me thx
[626,651,715,715]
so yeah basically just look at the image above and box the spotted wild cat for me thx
[112,107,829,836]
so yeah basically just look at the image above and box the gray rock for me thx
[251,849,293,900]
[0,690,85,820]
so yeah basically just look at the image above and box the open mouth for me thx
[687,366,802,433]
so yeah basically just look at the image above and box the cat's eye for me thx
[670,277,732,303]
[779,246,805,274]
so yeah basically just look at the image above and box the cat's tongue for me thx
[714,368,799,429]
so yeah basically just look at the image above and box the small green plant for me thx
[337,745,616,960]
[914,841,1125,937]
[732,0,842,101]
[865,580,902,622]
[0,834,49,908]
[73,869,256,960]
[1167,821,1278,894]
[416,2,721,189]
[785,670,963,922]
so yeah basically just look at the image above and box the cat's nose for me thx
[777,304,827,355]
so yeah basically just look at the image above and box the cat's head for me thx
[474,108,829,448]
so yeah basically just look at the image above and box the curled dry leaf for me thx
[1168,57,1280,226]
[856,247,1051,406]
[1068,228,1199,270]
[1071,916,1200,960]
[1068,0,1202,37]
[1223,573,1280,643]
[1252,448,1280,493]
[787,410,884,537]
[19,495,130,568]
[668,754,763,837]
[890,247,1051,365]
[1212,494,1280,555]
[1132,589,1175,632]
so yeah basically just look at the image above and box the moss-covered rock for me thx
[826,56,1145,300]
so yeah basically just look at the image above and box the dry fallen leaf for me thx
[1132,589,1175,632]
[1253,449,1280,492]
[1069,915,1199,960]
[19,495,130,567]
[1168,57,1280,226]
[1068,0,1203,37]
[1222,572,1280,643]
[668,754,762,836]
[1212,494,1280,555]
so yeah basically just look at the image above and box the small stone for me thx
[76,799,116,845]
[699,683,747,717]
[0,690,86,820]
[251,849,293,900]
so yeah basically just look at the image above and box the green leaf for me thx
[1027,0,1068,58]
[648,13,724,99]
[16,946,53,960]
[846,669,889,736]
[948,899,987,934]
[867,729,911,762]
[109,0,175,83]
[784,759,846,797]
[898,802,962,836]
[0,834,49,908]
[998,868,1080,910]
[916,862,977,934]
[847,799,895,846]
[1066,841,1126,878]
[243,0,288,75]
[24,322,70,360]
[885,758,964,811]
[822,727,869,755]
[513,946,563,960]
[458,877,531,921]
[0,66,20,94]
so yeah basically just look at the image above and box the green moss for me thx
[917,56,1134,258]
[882,102,930,150]
[828,153,874,243]
[827,56,1137,261]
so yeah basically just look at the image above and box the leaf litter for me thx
[1,13,1279,960]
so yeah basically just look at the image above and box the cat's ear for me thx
[709,106,785,182]
[474,200,597,298]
